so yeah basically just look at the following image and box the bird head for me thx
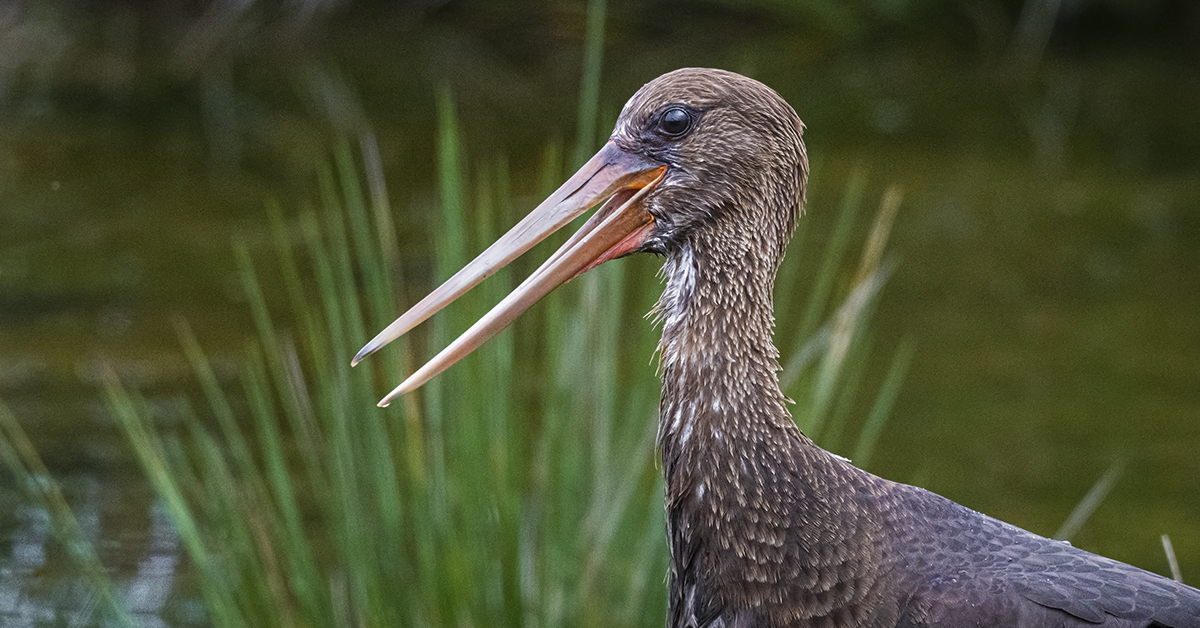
[612,68,806,262]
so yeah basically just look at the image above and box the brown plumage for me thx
[356,68,1200,627]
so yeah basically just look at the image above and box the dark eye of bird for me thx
[659,107,692,137]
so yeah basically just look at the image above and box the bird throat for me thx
[652,229,897,624]
[655,235,802,479]
[654,234,881,623]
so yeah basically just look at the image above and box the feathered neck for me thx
[653,222,893,627]
[654,224,810,476]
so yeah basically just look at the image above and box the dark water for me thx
[1,2,1198,624]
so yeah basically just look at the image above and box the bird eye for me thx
[659,106,693,138]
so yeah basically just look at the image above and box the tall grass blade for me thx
[1054,458,1126,541]
[805,186,900,439]
[792,168,865,348]
[573,0,608,167]
[780,260,894,390]
[1161,534,1183,583]
[103,383,243,627]
[851,337,916,468]
[0,398,139,628]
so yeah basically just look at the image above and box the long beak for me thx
[355,141,666,407]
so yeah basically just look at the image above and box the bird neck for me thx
[654,231,891,622]
[655,232,812,470]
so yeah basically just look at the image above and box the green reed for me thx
[0,401,139,628]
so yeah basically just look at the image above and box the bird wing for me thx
[889,484,1200,628]
[1008,534,1200,627]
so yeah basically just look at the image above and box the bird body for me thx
[665,421,1200,627]
[356,68,1200,627]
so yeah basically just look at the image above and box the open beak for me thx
[354,141,666,407]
